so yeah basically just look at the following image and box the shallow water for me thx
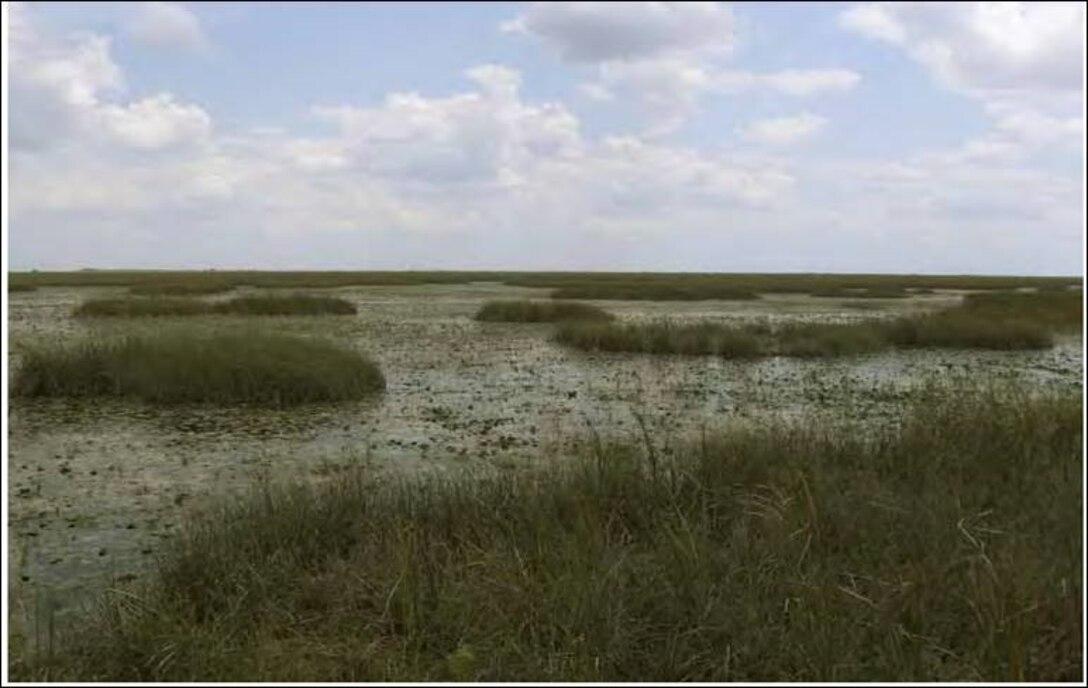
[6,283,1083,626]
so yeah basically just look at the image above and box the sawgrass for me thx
[12,384,1081,682]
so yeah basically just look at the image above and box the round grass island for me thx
[13,330,385,407]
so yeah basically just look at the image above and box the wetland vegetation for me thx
[129,281,234,296]
[474,300,614,322]
[556,289,1078,357]
[9,269,1080,298]
[11,385,1081,682]
[12,330,384,406]
[75,294,358,318]
[7,271,1083,683]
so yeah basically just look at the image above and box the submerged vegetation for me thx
[474,300,614,322]
[75,294,357,318]
[556,289,1078,357]
[12,385,1081,682]
[12,331,384,406]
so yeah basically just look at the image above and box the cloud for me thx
[98,94,212,149]
[841,2,1084,95]
[507,2,858,134]
[716,68,861,96]
[840,2,1085,163]
[7,2,1080,274]
[9,3,211,151]
[738,114,827,145]
[11,28,796,268]
[502,1,735,63]
[126,2,209,52]
[310,65,582,186]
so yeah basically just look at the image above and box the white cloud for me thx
[579,82,614,101]
[716,68,861,96]
[840,2,1085,96]
[840,2,1085,163]
[738,114,827,145]
[508,2,858,134]
[310,66,582,186]
[9,3,212,151]
[98,94,212,149]
[7,2,1080,274]
[503,1,735,63]
[126,2,209,52]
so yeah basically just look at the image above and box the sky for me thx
[4,1,1086,274]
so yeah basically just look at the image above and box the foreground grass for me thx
[474,300,614,322]
[556,290,1079,357]
[11,385,1081,681]
[75,294,357,318]
[12,331,384,406]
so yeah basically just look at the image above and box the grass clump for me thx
[217,294,357,316]
[75,297,212,318]
[556,320,883,358]
[12,331,384,406]
[555,320,764,357]
[474,300,613,322]
[960,290,1082,331]
[75,294,357,318]
[8,284,38,293]
[776,321,885,357]
[882,312,1053,350]
[878,290,1081,351]
[12,385,1081,682]
[556,290,1081,357]
[129,282,233,296]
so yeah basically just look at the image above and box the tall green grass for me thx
[219,295,357,315]
[7,284,38,293]
[554,320,765,357]
[75,297,213,318]
[129,282,233,296]
[12,331,384,406]
[556,290,1079,357]
[75,294,357,318]
[883,313,1054,350]
[12,385,1081,681]
[960,290,1082,331]
[474,300,614,322]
